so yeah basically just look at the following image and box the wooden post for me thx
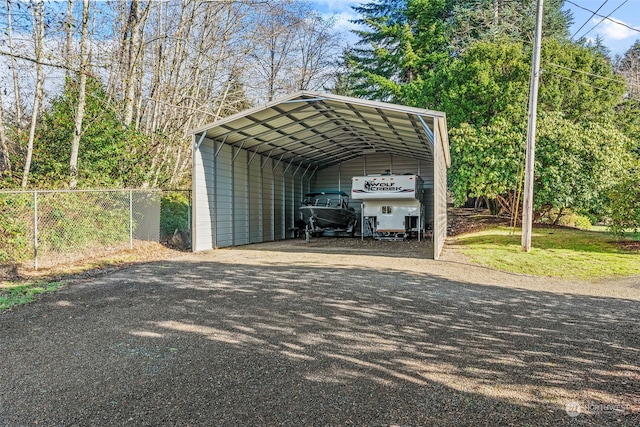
[522,0,544,252]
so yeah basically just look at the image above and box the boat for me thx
[299,191,357,232]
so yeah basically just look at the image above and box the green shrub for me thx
[573,215,593,230]
[160,192,190,238]
[539,208,593,229]
[36,192,130,253]
[556,211,592,229]
[0,195,32,263]
[606,166,640,239]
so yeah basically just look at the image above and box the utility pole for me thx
[522,0,544,252]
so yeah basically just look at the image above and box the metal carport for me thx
[190,91,450,259]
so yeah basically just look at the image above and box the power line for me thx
[546,62,639,88]
[548,71,640,102]
[570,0,609,40]
[576,0,629,41]
[565,0,639,36]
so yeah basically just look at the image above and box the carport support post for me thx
[361,202,364,242]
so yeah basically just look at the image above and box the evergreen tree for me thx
[345,0,453,103]
[539,39,625,121]
[342,0,572,104]
[449,0,572,52]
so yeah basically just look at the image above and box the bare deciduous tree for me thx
[1,0,344,188]
[6,0,24,127]
[0,90,11,176]
[121,0,151,128]
[64,0,75,80]
[69,0,91,189]
[21,0,46,188]
[249,0,307,102]
[287,13,341,92]
[616,40,640,99]
[245,1,341,103]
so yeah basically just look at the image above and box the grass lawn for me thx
[451,226,640,280]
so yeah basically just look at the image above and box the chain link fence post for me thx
[34,191,39,270]
[129,189,133,250]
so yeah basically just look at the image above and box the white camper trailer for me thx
[351,174,426,241]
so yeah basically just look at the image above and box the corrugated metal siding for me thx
[294,175,303,224]
[433,119,448,259]
[248,154,263,243]
[261,157,274,242]
[364,156,391,176]
[284,172,294,237]
[273,161,284,239]
[316,154,430,182]
[192,137,214,251]
[233,148,249,245]
[313,167,338,192]
[215,143,233,247]
[422,163,434,236]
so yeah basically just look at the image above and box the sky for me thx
[566,0,640,55]
[310,0,640,57]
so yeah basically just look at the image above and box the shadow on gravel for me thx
[1,256,638,426]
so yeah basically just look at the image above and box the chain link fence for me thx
[0,189,191,272]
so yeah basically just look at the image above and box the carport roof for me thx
[190,91,449,171]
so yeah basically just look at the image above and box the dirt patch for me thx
[448,207,511,236]
[613,239,640,252]
[1,241,185,284]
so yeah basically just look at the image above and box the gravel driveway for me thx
[1,240,639,426]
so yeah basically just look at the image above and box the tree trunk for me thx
[289,12,340,92]
[21,0,46,188]
[70,0,91,189]
[552,207,565,226]
[6,0,23,127]
[487,198,501,216]
[122,0,151,129]
[0,91,11,177]
[64,0,75,80]
[250,0,303,103]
